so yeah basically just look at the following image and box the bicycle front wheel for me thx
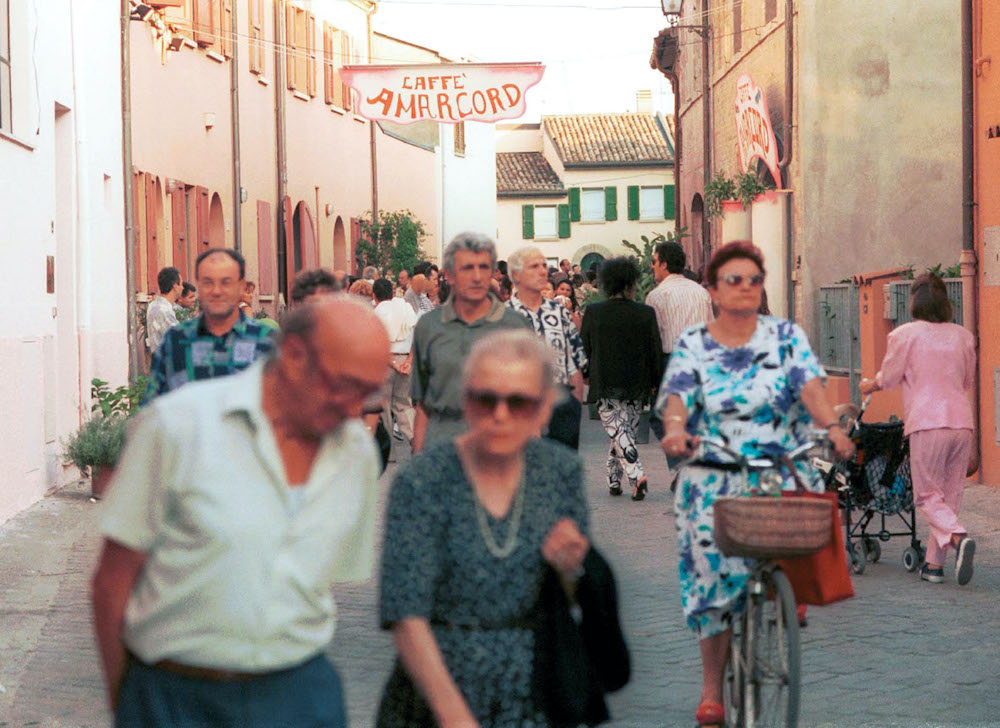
[743,565,800,728]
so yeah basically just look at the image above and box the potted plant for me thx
[62,376,146,499]
[705,172,752,242]
[63,416,128,499]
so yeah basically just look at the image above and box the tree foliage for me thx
[354,209,427,275]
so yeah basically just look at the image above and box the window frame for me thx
[533,205,558,240]
[249,0,265,75]
[639,185,665,221]
[580,188,606,223]
[454,121,466,157]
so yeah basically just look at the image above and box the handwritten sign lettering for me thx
[734,74,781,187]
[340,63,545,125]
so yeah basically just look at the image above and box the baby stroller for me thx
[818,396,924,575]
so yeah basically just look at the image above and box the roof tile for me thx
[496,152,565,195]
[543,113,674,166]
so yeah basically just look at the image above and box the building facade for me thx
[665,0,963,333]
[496,113,676,266]
[0,0,128,523]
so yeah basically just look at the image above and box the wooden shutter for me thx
[295,9,307,95]
[257,201,275,295]
[170,182,188,278]
[132,171,143,289]
[285,2,296,89]
[340,33,351,111]
[521,205,534,239]
[558,204,571,239]
[605,186,618,221]
[306,13,316,97]
[193,0,214,47]
[323,23,333,104]
[627,185,640,220]
[196,186,211,254]
[249,0,263,73]
[664,184,676,219]
[732,0,742,54]
[144,175,160,295]
[221,0,233,57]
[283,197,295,293]
[568,187,581,222]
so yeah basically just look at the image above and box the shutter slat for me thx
[558,204,571,238]
[664,184,676,219]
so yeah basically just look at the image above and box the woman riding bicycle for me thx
[655,241,855,727]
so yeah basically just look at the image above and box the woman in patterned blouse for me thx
[377,330,590,727]
[657,241,854,727]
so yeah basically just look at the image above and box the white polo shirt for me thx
[100,361,379,671]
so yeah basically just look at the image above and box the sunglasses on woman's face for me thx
[465,389,544,418]
[720,273,765,287]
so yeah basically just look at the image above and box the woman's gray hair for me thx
[463,330,555,393]
[506,246,544,277]
[443,231,497,274]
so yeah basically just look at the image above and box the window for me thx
[454,122,466,156]
[581,189,605,222]
[322,23,351,109]
[0,0,10,134]
[765,0,777,22]
[732,0,742,54]
[285,4,308,91]
[640,186,665,220]
[534,206,558,239]
[249,0,265,75]
[192,0,231,57]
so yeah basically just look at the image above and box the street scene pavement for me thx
[1,417,999,728]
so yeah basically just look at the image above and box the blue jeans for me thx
[116,653,347,728]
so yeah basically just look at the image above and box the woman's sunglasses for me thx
[465,389,543,418]
[720,273,765,287]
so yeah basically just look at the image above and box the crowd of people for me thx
[92,233,979,728]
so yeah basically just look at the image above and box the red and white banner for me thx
[340,62,545,125]
[734,74,781,187]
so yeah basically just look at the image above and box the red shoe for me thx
[797,604,808,628]
[695,699,725,726]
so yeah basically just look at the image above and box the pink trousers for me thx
[909,428,971,566]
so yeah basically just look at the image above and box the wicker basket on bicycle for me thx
[714,496,833,559]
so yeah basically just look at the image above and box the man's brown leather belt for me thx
[154,659,270,683]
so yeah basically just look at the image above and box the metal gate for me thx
[817,284,861,405]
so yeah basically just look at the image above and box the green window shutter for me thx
[568,188,581,222]
[558,204,571,238]
[522,205,534,239]
[664,184,676,219]
[627,185,640,220]
[605,186,618,221]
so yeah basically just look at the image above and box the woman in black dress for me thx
[377,330,591,727]
[580,257,663,501]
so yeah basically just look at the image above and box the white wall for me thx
[439,120,497,257]
[0,0,127,524]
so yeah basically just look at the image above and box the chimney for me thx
[636,89,653,113]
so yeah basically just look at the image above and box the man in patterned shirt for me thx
[144,249,276,402]
[507,246,588,450]
[145,267,182,354]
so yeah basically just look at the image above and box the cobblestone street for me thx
[2,417,999,727]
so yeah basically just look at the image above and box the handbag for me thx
[775,490,855,606]
[533,547,630,727]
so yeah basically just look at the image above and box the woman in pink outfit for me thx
[860,274,977,585]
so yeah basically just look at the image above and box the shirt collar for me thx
[220,359,268,427]
[440,292,507,324]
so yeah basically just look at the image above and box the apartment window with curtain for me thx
[0,0,10,134]
[639,186,665,220]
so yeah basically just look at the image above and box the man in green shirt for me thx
[410,232,531,451]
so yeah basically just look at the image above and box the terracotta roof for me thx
[496,152,565,197]
[542,113,674,167]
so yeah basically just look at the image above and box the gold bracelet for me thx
[666,415,685,423]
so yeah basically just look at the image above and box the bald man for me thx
[93,300,390,728]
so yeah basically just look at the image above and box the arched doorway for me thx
[333,216,347,271]
[580,252,604,271]
[287,201,318,293]
[208,192,225,248]
[691,193,706,276]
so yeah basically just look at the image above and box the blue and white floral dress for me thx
[654,316,826,637]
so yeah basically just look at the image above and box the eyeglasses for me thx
[720,273,765,287]
[465,389,544,418]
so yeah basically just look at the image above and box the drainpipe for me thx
[367,2,379,230]
[961,0,980,477]
[229,0,242,251]
[120,0,140,381]
[274,1,288,298]
[777,0,795,320]
[669,72,681,241]
[701,1,711,259]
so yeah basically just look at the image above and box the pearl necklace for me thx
[473,475,526,560]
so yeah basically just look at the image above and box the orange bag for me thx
[775,491,854,606]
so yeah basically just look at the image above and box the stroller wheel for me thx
[864,537,881,563]
[848,541,867,575]
[902,547,920,572]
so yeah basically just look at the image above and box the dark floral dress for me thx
[653,316,825,637]
[376,438,589,727]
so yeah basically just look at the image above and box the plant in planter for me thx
[63,415,128,498]
[735,171,770,208]
[704,173,737,218]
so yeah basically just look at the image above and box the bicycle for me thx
[687,436,834,728]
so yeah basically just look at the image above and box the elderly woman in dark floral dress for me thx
[377,330,591,727]
[657,241,854,727]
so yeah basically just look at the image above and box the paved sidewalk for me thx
[1,417,999,727]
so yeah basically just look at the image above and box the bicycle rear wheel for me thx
[724,617,745,728]
[743,566,800,728]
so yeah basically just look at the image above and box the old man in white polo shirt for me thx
[91,298,390,727]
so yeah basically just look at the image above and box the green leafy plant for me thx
[581,228,691,307]
[90,377,147,419]
[901,262,962,280]
[354,209,427,275]
[735,171,770,208]
[704,173,737,218]
[62,416,128,477]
